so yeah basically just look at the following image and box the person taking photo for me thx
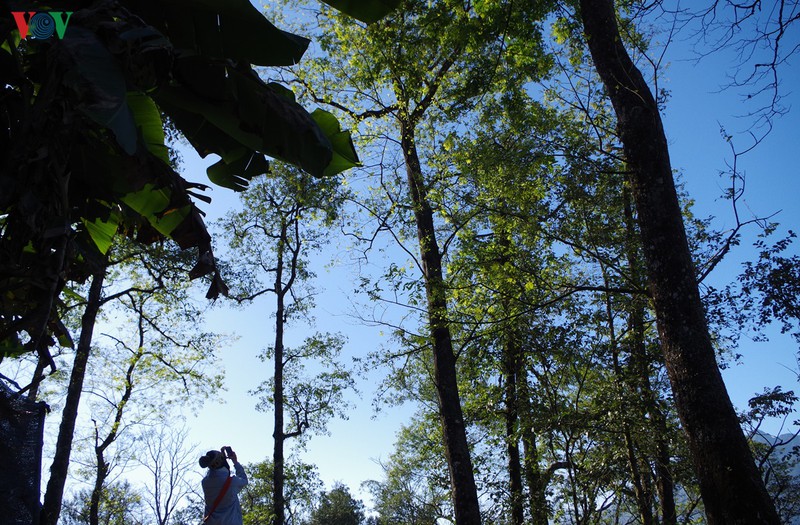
[199,446,248,525]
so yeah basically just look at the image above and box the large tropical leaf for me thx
[60,26,138,155]
[154,67,335,179]
[0,0,391,363]
[82,211,121,255]
[311,109,360,176]
[318,0,403,24]
[206,150,270,191]
[127,92,170,163]
[121,185,190,237]
[120,0,310,66]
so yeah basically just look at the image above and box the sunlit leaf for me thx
[310,109,360,176]
[82,214,120,255]
[127,92,169,163]
[120,184,189,237]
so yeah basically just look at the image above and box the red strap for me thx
[203,475,233,522]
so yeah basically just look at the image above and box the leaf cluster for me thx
[0,0,391,366]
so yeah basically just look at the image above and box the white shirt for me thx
[202,463,248,525]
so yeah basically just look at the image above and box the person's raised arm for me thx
[223,446,248,487]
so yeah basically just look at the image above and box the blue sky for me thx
[661,35,800,412]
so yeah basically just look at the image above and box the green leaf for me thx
[155,69,334,179]
[127,92,170,163]
[0,334,26,362]
[311,109,360,176]
[61,27,137,154]
[207,149,269,191]
[121,184,189,237]
[123,0,310,66]
[121,183,168,217]
[82,213,120,255]
[1,30,20,53]
[151,205,192,237]
[318,0,402,24]
[62,286,86,305]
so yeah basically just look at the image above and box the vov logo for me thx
[11,11,73,40]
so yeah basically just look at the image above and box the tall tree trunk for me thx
[578,1,780,522]
[517,365,549,525]
[622,189,677,525]
[603,287,653,525]
[626,296,676,525]
[495,228,524,525]
[89,454,108,525]
[653,423,676,525]
[401,122,481,525]
[502,332,524,525]
[273,219,288,525]
[89,345,141,525]
[41,266,106,525]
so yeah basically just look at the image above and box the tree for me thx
[239,458,322,525]
[40,240,223,525]
[397,51,692,523]
[307,483,366,525]
[61,480,146,525]
[577,0,781,522]
[220,165,353,525]
[364,418,451,525]
[274,2,562,521]
[168,496,206,525]
[439,90,576,525]
[139,424,200,525]
[77,265,222,525]
[41,263,108,525]
[741,387,800,523]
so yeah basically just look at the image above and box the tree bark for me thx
[273,219,287,525]
[271,211,304,525]
[627,290,677,525]
[622,190,677,525]
[516,352,548,525]
[502,333,524,525]
[401,122,482,525]
[604,285,654,525]
[89,345,141,525]
[578,1,780,522]
[494,228,525,525]
[41,267,106,525]
[653,425,676,525]
[89,453,108,525]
